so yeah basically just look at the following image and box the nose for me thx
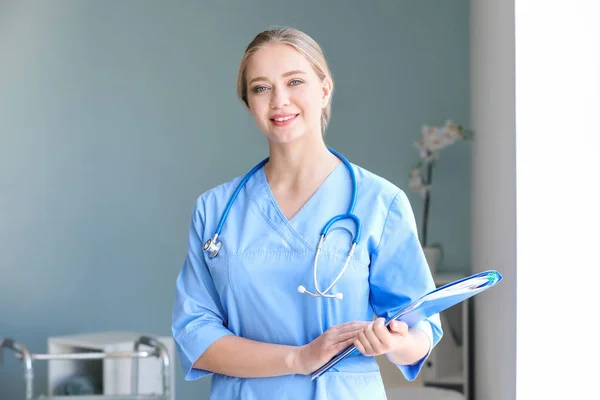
[270,86,291,109]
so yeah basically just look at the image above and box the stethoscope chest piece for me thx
[203,234,221,258]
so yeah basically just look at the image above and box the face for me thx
[244,43,331,144]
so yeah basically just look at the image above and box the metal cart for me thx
[1,335,170,400]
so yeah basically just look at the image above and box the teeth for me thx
[274,115,295,122]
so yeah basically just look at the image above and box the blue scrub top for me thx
[172,162,443,399]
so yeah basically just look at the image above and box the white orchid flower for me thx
[414,139,429,159]
[409,168,430,197]
[440,120,464,144]
[424,128,447,152]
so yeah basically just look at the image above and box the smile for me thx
[270,114,299,126]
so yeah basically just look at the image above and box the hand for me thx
[354,317,409,357]
[293,321,370,375]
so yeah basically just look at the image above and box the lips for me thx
[270,113,299,127]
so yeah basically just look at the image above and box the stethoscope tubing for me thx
[205,148,361,300]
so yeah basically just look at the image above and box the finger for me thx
[334,337,357,353]
[328,323,370,338]
[333,327,368,343]
[354,337,367,356]
[328,323,370,339]
[363,322,385,354]
[324,325,368,349]
[356,330,374,356]
[335,321,370,332]
[389,320,409,336]
[372,318,393,350]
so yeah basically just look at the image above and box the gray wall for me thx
[0,1,470,399]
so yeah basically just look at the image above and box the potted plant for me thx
[408,120,472,273]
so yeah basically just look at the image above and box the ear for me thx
[321,77,333,108]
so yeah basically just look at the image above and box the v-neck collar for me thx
[253,162,344,251]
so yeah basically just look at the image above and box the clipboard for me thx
[310,269,503,380]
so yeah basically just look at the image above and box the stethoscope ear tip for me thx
[334,293,343,300]
[297,285,307,294]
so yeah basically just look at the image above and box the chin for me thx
[267,131,305,144]
[262,124,307,144]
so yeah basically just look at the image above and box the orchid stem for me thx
[422,159,433,247]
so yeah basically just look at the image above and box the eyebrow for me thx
[248,70,306,86]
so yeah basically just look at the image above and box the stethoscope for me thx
[203,148,361,300]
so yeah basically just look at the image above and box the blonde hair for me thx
[236,27,334,134]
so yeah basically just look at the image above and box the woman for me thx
[171,27,442,399]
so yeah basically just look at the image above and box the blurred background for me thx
[1,1,517,399]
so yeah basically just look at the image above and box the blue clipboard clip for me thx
[310,269,503,380]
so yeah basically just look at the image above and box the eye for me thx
[289,79,303,86]
[251,85,269,93]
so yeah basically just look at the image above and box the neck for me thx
[264,133,340,187]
